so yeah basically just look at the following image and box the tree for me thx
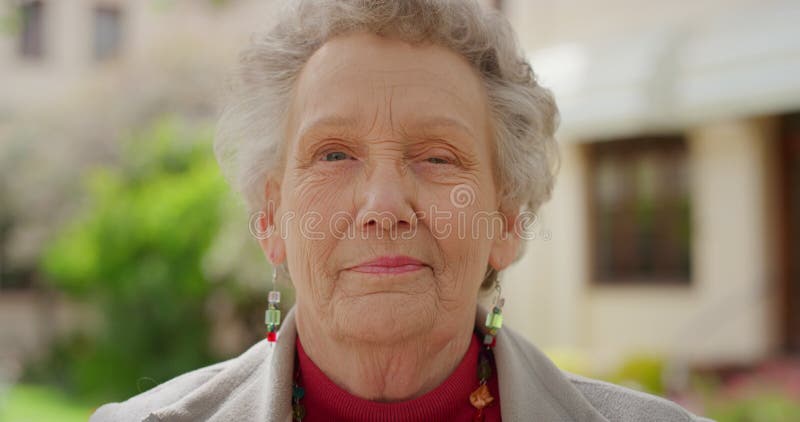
[37,116,230,402]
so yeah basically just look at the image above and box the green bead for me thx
[293,385,305,400]
[486,313,503,329]
[265,309,281,325]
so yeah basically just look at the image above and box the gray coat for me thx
[90,307,714,421]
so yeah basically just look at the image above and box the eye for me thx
[425,156,452,165]
[321,151,351,162]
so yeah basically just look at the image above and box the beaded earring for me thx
[265,265,282,344]
[470,278,505,421]
[484,281,505,345]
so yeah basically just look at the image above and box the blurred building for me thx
[0,0,276,370]
[501,0,800,374]
[0,0,280,115]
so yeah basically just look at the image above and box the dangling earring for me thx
[470,275,505,419]
[483,277,505,346]
[265,265,282,344]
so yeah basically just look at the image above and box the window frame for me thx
[92,3,123,62]
[18,0,45,60]
[585,135,693,286]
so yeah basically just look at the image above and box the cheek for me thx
[418,186,495,292]
[286,166,357,225]
[280,173,352,290]
[418,178,494,239]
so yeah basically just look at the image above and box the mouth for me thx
[346,255,429,274]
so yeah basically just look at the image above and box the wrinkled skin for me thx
[259,32,520,401]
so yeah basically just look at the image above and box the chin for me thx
[332,293,438,344]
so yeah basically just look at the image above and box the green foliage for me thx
[0,8,21,36]
[543,348,592,377]
[608,354,666,396]
[690,372,800,421]
[34,116,229,403]
[705,391,800,422]
[0,384,93,422]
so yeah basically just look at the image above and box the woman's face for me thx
[262,32,520,344]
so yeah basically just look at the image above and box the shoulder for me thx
[89,362,226,422]
[498,326,713,421]
[563,370,714,422]
[89,341,271,422]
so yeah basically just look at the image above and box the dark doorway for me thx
[780,112,800,355]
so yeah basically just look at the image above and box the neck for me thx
[295,307,475,402]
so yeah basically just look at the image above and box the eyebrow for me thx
[296,115,361,141]
[296,114,478,145]
[403,116,478,144]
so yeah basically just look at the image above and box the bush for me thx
[608,354,667,396]
[705,392,800,422]
[31,116,231,403]
[0,383,93,422]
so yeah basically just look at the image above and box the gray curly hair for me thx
[214,0,560,289]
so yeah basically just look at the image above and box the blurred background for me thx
[0,0,798,420]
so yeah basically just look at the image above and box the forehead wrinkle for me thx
[388,82,483,136]
[381,79,478,116]
[295,115,361,143]
[387,81,395,135]
[381,84,484,152]
[366,78,381,136]
[397,115,480,150]
[292,74,487,153]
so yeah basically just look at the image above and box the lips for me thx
[347,255,428,274]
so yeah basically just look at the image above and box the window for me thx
[93,5,122,61]
[0,211,34,290]
[588,136,691,284]
[779,112,800,353]
[18,1,44,59]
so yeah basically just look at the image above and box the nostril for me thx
[361,213,415,231]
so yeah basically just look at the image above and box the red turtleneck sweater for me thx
[295,333,502,421]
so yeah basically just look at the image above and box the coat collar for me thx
[475,306,609,422]
[151,306,607,421]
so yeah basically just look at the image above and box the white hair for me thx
[214,0,560,288]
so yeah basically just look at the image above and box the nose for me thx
[355,160,417,235]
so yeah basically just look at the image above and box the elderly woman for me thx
[91,1,712,421]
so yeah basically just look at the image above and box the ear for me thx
[488,208,522,271]
[256,177,287,266]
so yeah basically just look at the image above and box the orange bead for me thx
[469,384,494,409]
